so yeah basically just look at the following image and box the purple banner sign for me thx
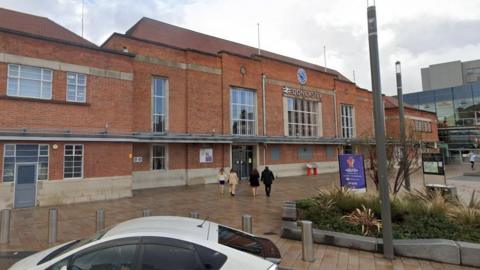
[338,154,367,192]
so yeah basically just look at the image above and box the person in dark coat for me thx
[249,168,260,197]
[261,166,275,197]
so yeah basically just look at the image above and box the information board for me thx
[338,154,367,192]
[422,153,445,175]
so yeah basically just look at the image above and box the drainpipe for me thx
[262,73,267,136]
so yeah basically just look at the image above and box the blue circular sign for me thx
[297,68,307,85]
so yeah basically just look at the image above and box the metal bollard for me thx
[143,209,151,217]
[190,212,199,219]
[96,209,105,232]
[0,209,11,244]
[242,214,253,234]
[48,208,57,245]
[299,220,315,262]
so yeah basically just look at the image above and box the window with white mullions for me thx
[2,144,49,182]
[7,64,52,99]
[341,104,355,138]
[67,72,87,102]
[231,88,256,135]
[64,145,83,178]
[153,78,167,133]
[152,145,166,170]
[287,98,318,137]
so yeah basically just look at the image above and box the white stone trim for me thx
[0,52,133,81]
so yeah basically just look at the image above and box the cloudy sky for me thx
[2,0,480,95]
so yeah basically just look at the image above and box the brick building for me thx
[0,8,436,209]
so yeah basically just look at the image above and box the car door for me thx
[46,237,141,270]
[139,237,227,270]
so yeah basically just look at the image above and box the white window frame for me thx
[231,87,257,136]
[66,72,87,102]
[2,144,49,182]
[286,97,320,137]
[63,144,84,179]
[152,77,168,133]
[151,144,167,170]
[341,104,355,138]
[7,64,53,100]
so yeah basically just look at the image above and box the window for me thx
[341,104,355,138]
[7,64,52,99]
[64,145,83,178]
[218,225,263,256]
[231,88,256,135]
[287,98,319,137]
[298,146,313,160]
[70,245,137,270]
[142,244,205,270]
[271,146,280,161]
[152,145,166,170]
[326,146,335,159]
[67,72,87,102]
[413,120,432,133]
[153,77,167,133]
[2,144,49,182]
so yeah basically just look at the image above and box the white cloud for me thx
[1,0,479,95]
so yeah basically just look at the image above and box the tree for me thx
[362,122,423,195]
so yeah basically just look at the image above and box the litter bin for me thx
[312,164,318,175]
[306,164,312,176]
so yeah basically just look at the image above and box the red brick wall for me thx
[265,144,337,165]
[0,141,132,182]
[385,108,439,142]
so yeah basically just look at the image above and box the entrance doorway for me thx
[232,145,254,180]
[14,163,37,208]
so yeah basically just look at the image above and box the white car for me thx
[9,216,281,270]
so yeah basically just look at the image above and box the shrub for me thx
[342,205,382,236]
[448,206,480,227]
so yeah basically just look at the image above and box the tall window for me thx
[341,104,355,138]
[153,78,167,133]
[7,64,52,99]
[64,145,83,178]
[2,144,49,182]
[231,88,256,135]
[287,98,319,137]
[67,72,87,102]
[152,145,166,170]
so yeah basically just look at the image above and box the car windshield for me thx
[218,225,262,255]
[38,228,109,265]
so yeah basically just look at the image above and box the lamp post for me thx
[367,3,394,259]
[396,61,410,191]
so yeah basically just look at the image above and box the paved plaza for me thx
[1,168,479,269]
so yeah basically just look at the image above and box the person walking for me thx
[227,168,239,196]
[261,166,275,197]
[470,152,478,170]
[218,168,227,194]
[249,168,260,197]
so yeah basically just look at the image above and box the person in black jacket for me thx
[261,166,275,197]
[249,168,260,197]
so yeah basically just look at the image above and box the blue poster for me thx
[338,154,367,192]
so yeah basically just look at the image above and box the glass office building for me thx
[402,82,480,162]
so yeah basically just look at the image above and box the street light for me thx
[396,61,410,191]
[367,3,394,259]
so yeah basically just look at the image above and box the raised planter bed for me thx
[281,202,480,267]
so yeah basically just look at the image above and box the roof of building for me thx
[0,7,96,47]
[384,96,436,115]
[124,17,351,81]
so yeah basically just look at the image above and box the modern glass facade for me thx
[403,82,480,161]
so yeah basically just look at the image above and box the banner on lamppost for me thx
[338,154,367,192]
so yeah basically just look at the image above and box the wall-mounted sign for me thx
[133,157,143,163]
[282,85,321,101]
[200,148,213,163]
[297,68,307,85]
[338,154,367,192]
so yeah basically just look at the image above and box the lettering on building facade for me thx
[282,85,322,101]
